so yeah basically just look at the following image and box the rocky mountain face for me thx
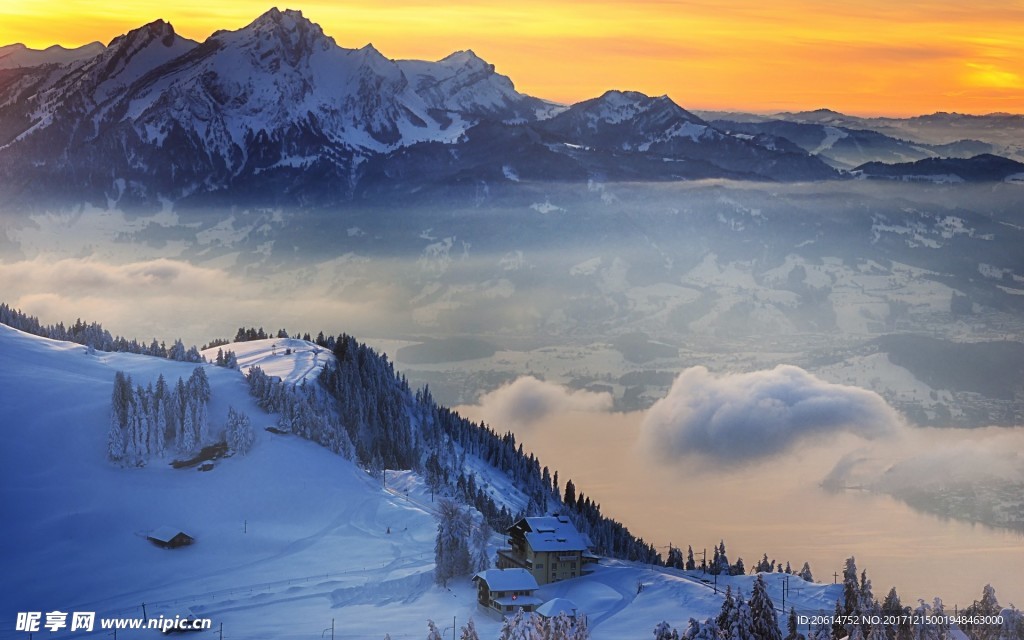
[0,8,843,211]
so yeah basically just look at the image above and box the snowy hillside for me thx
[200,337,334,384]
[0,324,849,639]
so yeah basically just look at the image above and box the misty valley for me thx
[3,7,1024,637]
[4,178,1024,545]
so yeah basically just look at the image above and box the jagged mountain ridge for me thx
[0,7,841,210]
[0,8,552,209]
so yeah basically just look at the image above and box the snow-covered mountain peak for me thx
[215,6,337,68]
[0,41,105,69]
[105,19,179,50]
[583,90,704,126]
[438,49,490,70]
[78,20,196,102]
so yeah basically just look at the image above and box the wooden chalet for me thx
[496,515,597,585]
[472,568,543,616]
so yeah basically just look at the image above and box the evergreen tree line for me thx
[240,327,659,565]
[1,303,203,362]
[493,608,589,640]
[654,575,782,640]
[665,541,815,583]
[245,365,355,459]
[108,368,212,465]
[653,565,1024,640]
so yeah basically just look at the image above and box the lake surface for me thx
[461,408,1024,609]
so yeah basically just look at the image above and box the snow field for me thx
[1,325,845,639]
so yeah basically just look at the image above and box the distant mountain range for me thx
[0,8,1021,210]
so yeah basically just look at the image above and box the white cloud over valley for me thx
[473,376,614,428]
[640,365,902,462]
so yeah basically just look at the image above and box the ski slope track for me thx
[0,325,844,639]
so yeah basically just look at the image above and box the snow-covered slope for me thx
[200,337,334,384]
[1,324,848,639]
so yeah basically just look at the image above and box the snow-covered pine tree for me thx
[106,410,125,463]
[434,499,471,586]
[470,520,492,572]
[655,621,680,640]
[866,622,887,640]
[732,557,746,576]
[459,617,481,640]
[997,606,1024,640]
[498,609,532,640]
[226,406,255,455]
[750,575,782,640]
[717,540,730,574]
[667,544,684,569]
[711,545,722,576]
[729,592,756,640]
[125,396,143,466]
[859,570,875,615]
[718,587,737,631]
[786,607,803,640]
[809,616,833,640]
[150,390,166,459]
[181,400,197,454]
[833,601,847,640]
[799,562,814,582]
[426,619,443,640]
[686,545,696,571]
[108,371,132,463]
[168,339,187,361]
[842,557,860,617]
[681,618,718,640]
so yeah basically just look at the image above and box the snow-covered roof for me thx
[148,526,191,543]
[536,598,580,618]
[473,568,539,592]
[516,516,587,553]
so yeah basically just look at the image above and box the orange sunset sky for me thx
[1,0,1022,116]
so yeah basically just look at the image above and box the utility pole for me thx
[141,602,147,624]
[701,548,707,575]
[321,618,334,640]
[834,571,839,584]
[218,623,223,640]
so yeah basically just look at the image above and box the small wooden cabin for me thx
[147,526,194,549]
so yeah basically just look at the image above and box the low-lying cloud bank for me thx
[474,376,613,428]
[640,365,902,462]
[0,255,407,345]
[824,427,1024,492]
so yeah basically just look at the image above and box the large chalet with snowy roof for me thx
[496,515,597,585]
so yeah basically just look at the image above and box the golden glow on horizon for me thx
[1,0,1023,116]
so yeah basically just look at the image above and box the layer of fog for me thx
[3,180,1023,366]
[460,371,1024,606]
[2,179,1023,605]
